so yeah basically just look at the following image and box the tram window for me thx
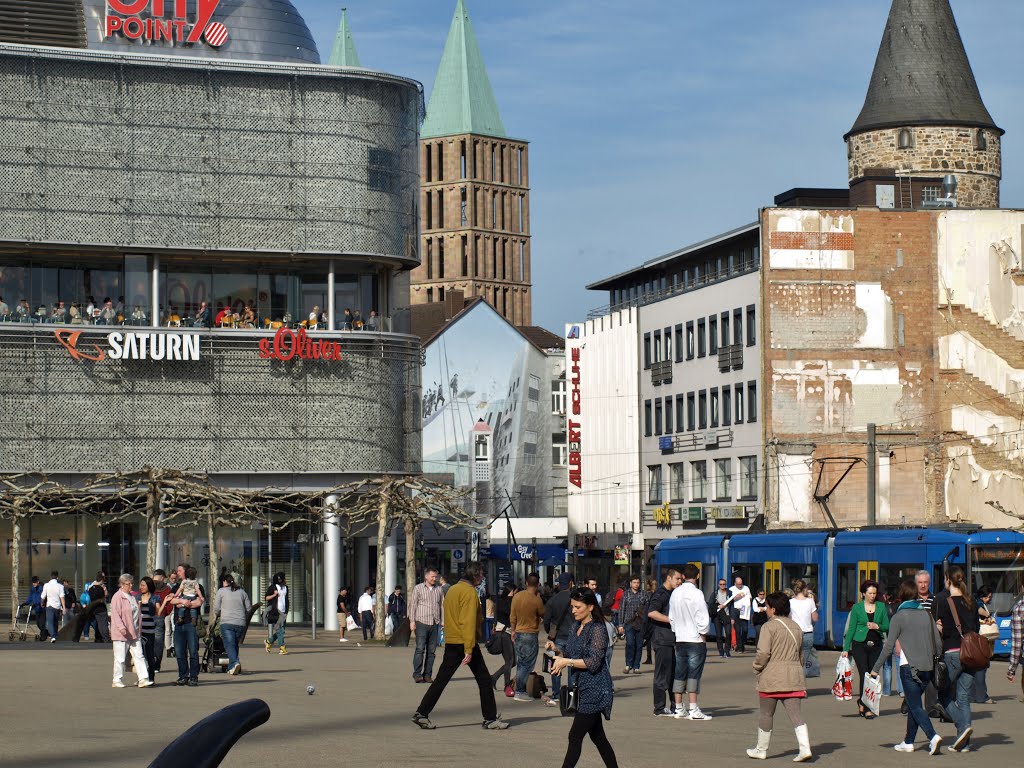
[970,546,1024,616]
[783,564,818,594]
[836,565,858,611]
[700,563,716,601]
[877,564,923,596]
[731,564,761,595]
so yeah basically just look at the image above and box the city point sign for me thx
[104,0,228,48]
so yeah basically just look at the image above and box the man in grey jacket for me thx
[213,574,252,676]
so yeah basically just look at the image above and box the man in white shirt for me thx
[730,576,753,653]
[668,563,712,721]
[41,571,66,643]
[358,586,376,640]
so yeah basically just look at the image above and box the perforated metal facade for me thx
[0,326,422,476]
[0,44,421,262]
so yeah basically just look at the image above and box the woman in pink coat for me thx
[110,574,154,688]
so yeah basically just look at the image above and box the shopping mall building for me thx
[0,1,422,624]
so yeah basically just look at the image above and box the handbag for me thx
[927,616,950,691]
[559,669,579,716]
[947,597,992,671]
[978,605,1000,641]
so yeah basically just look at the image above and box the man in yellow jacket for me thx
[412,562,509,730]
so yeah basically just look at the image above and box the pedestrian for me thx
[164,568,179,657]
[586,578,603,606]
[869,577,944,755]
[935,565,980,752]
[264,572,289,655]
[62,578,78,630]
[545,573,575,703]
[511,573,546,702]
[337,586,351,642]
[745,591,812,762]
[163,563,203,685]
[490,585,517,696]
[731,576,752,653]
[152,569,173,667]
[618,576,647,675]
[550,588,618,768]
[439,573,451,597]
[41,571,66,643]
[971,585,997,704]
[214,573,252,676]
[410,568,444,682]
[387,585,408,633]
[912,570,944,718]
[711,577,734,658]
[752,588,768,647]
[411,561,509,730]
[881,586,901,698]
[668,563,712,720]
[648,568,682,717]
[357,585,376,641]
[72,571,110,643]
[22,576,45,640]
[609,583,624,632]
[136,576,159,682]
[643,578,656,664]
[110,573,153,689]
[1006,592,1024,702]
[842,579,889,719]
[788,580,818,677]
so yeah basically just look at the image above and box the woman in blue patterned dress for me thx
[549,587,618,768]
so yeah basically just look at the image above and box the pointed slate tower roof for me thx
[328,8,360,67]
[421,0,507,139]
[847,0,1001,138]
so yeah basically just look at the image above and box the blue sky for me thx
[293,0,1024,333]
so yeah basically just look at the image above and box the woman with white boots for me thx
[746,592,812,762]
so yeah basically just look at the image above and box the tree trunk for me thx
[145,484,159,576]
[11,514,21,623]
[374,486,389,641]
[404,518,418,598]
[207,513,219,594]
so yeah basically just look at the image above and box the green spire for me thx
[421,0,506,139]
[328,8,361,67]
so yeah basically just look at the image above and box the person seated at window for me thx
[16,299,31,321]
[51,301,69,324]
[98,298,116,325]
[352,309,364,330]
[114,296,125,316]
[214,304,230,326]
[194,301,212,328]
[69,303,82,324]
[0,295,10,320]
[241,304,256,328]
[130,305,147,325]
[341,308,353,330]
[34,304,48,322]
[365,309,379,331]
[308,305,321,329]
[282,311,293,327]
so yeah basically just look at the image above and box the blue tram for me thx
[653,528,1024,654]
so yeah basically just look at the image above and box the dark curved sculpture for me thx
[148,699,270,768]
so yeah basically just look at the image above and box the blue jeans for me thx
[624,625,643,670]
[672,641,708,695]
[221,623,243,671]
[514,632,539,694]
[413,622,440,680]
[900,666,938,742]
[173,622,200,681]
[940,650,975,739]
[550,639,567,697]
[45,607,60,640]
[268,617,286,647]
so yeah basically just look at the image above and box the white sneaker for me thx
[928,735,943,755]
[543,698,559,707]
[138,680,154,688]
[686,707,712,721]
[339,638,349,642]
[893,743,915,753]
[673,707,687,719]
[111,681,125,688]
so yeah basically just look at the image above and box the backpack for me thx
[79,591,91,606]
[526,671,548,698]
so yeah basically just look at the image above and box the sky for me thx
[292,0,1024,333]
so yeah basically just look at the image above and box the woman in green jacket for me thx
[842,579,889,718]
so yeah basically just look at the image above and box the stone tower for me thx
[413,0,532,326]
[845,0,1003,209]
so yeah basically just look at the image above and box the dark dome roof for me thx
[82,0,319,65]
[847,0,1000,138]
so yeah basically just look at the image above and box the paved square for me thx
[1,633,1019,767]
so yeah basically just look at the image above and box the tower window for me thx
[897,128,913,150]
[975,129,988,151]
[921,185,941,203]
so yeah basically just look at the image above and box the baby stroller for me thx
[201,604,261,673]
[9,605,40,642]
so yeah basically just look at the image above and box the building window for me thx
[709,315,718,354]
[746,305,756,347]
[734,308,743,345]
[643,332,652,369]
[710,388,719,428]
[647,465,663,504]
[670,462,686,503]
[735,382,744,424]
[748,381,758,423]
[664,327,672,361]
[687,392,696,432]
[686,321,695,360]
[426,287,434,303]
[675,324,684,362]
[461,189,468,226]
[474,434,489,460]
[653,330,662,363]
[691,460,708,502]
[676,394,686,433]
[922,186,941,204]
[665,396,674,433]
[644,400,652,437]
[740,455,758,500]
[697,319,706,358]
[721,311,730,348]
[699,390,708,430]
[438,238,445,278]
[368,148,398,193]
[715,458,732,501]
[426,239,433,279]
[898,128,913,150]
[551,379,566,414]
[975,129,987,151]
[552,433,567,466]
[723,386,732,427]
[655,398,663,435]
[528,375,540,413]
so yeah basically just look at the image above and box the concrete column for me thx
[323,495,341,631]
[151,254,160,328]
[155,513,168,572]
[327,260,336,331]
[355,537,370,591]
[384,528,398,597]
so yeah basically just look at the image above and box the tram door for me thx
[764,562,781,593]
[858,561,878,585]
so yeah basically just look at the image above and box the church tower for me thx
[413,0,532,325]
[846,0,1002,209]
[328,8,360,67]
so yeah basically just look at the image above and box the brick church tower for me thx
[845,0,1003,209]
[413,0,532,326]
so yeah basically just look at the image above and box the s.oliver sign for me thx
[105,0,228,48]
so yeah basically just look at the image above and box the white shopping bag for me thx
[385,615,395,636]
[346,615,358,631]
[862,674,882,716]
